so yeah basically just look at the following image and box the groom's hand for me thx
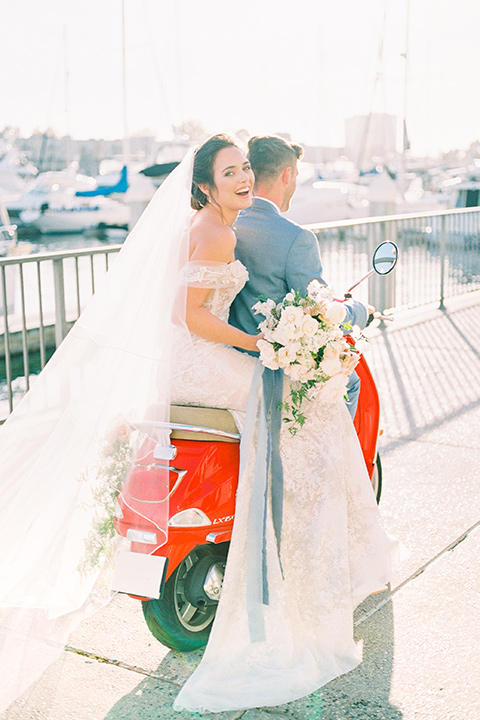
[366,304,376,326]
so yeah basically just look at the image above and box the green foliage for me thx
[79,438,133,575]
[279,381,311,436]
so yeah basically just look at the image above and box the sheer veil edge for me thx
[0,147,196,710]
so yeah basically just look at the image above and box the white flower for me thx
[277,342,301,368]
[284,290,296,302]
[354,337,369,354]
[252,298,277,316]
[269,323,297,345]
[258,315,276,333]
[296,364,317,382]
[320,346,342,376]
[106,418,132,444]
[340,351,359,373]
[309,328,329,351]
[279,304,304,326]
[263,326,277,342]
[257,339,280,370]
[325,342,341,358]
[307,280,331,302]
[285,363,303,382]
[252,300,266,315]
[300,313,318,337]
[332,339,349,355]
[323,301,347,325]
[318,374,348,403]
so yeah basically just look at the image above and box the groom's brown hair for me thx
[247,135,303,187]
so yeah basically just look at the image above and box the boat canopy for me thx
[76,166,128,197]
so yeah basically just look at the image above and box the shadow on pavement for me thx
[371,303,480,452]
[306,592,402,720]
[102,592,402,720]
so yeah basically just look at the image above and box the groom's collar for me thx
[252,196,281,215]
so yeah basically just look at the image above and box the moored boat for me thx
[7,167,130,234]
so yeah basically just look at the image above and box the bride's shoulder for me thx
[180,258,247,288]
[190,217,236,263]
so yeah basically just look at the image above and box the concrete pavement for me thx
[3,291,480,720]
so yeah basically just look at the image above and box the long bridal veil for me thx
[0,147,196,709]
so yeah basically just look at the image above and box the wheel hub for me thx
[203,562,225,601]
[183,555,225,608]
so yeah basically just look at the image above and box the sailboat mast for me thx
[63,26,72,166]
[400,0,410,196]
[121,0,130,167]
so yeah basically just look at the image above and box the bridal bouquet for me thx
[254,280,359,434]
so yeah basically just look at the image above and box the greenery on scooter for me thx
[78,425,133,575]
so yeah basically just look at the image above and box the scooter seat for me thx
[169,404,240,443]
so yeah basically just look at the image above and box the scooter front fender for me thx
[354,353,380,478]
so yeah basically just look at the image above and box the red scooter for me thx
[112,241,398,652]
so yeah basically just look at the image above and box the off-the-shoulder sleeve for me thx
[178,260,248,289]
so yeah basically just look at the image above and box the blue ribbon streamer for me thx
[241,361,285,643]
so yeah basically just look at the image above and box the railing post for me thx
[52,257,68,347]
[439,214,446,310]
[383,219,397,311]
[370,221,387,311]
[1,265,13,414]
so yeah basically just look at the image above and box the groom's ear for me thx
[281,165,292,186]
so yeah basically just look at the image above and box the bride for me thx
[0,133,396,714]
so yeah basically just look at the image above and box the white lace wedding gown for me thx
[171,261,396,713]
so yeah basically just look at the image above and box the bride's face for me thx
[210,147,254,214]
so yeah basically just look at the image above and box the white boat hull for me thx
[11,168,131,234]
[29,204,131,234]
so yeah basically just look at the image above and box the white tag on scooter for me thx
[111,550,168,599]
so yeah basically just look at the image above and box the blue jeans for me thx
[345,370,360,420]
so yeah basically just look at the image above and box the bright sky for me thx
[2,0,479,157]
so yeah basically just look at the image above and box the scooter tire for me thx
[142,550,221,652]
[371,453,383,503]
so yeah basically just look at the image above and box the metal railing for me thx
[2,206,480,420]
[1,245,121,417]
[309,206,480,312]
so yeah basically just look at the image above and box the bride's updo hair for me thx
[191,134,238,210]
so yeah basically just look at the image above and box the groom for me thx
[229,134,370,419]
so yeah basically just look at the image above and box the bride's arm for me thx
[185,226,260,353]
[186,288,260,352]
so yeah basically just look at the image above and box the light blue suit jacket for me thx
[229,197,367,337]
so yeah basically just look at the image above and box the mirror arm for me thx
[346,268,375,294]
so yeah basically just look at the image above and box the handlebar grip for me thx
[366,313,375,327]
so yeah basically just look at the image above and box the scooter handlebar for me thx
[367,312,394,326]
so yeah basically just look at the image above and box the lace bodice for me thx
[180,259,248,322]
[171,259,254,410]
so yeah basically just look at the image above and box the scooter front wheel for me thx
[371,453,382,503]
[142,546,226,652]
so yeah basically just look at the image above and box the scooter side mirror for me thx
[345,240,399,295]
[372,241,398,275]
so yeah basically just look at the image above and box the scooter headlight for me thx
[168,509,211,527]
